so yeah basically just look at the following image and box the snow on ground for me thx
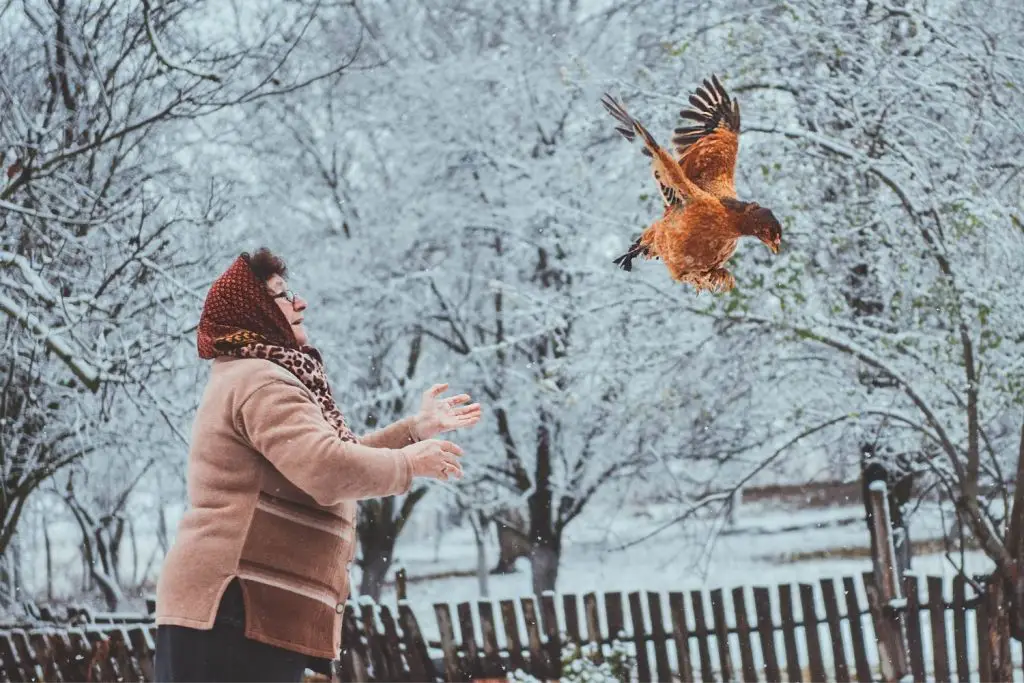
[365,497,1005,681]
[372,497,991,614]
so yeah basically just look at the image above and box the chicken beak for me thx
[768,242,779,254]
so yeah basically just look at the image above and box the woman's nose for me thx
[293,295,307,312]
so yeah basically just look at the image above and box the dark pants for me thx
[154,579,313,683]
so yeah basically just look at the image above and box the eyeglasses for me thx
[270,289,298,304]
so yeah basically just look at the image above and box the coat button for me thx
[335,602,344,614]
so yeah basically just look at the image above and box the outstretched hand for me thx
[412,383,482,441]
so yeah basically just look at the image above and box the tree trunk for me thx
[530,539,560,595]
[44,517,53,601]
[470,512,490,597]
[358,544,392,602]
[1003,423,1024,642]
[493,509,530,574]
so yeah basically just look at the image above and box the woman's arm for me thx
[236,379,413,505]
[359,416,420,449]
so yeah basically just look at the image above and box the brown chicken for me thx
[601,75,782,293]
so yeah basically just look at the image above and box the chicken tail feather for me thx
[612,237,649,272]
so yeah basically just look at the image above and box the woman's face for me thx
[266,274,309,346]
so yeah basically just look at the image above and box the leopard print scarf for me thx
[197,254,357,443]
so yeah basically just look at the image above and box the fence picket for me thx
[434,602,462,682]
[399,602,436,682]
[709,588,734,682]
[627,591,651,682]
[952,574,970,683]
[731,586,757,683]
[605,592,625,644]
[841,576,872,683]
[904,575,926,682]
[500,600,527,674]
[520,596,547,677]
[668,592,694,683]
[539,593,561,680]
[820,578,850,683]
[647,592,672,683]
[690,590,715,683]
[456,602,480,680]
[798,584,825,682]
[926,576,951,683]
[477,601,506,678]
[778,585,802,683]
[563,593,581,644]
[0,631,24,682]
[753,587,780,683]
[582,592,603,664]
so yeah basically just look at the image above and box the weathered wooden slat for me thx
[28,632,61,683]
[0,632,25,683]
[903,575,926,682]
[647,592,672,683]
[690,590,714,683]
[539,593,561,680]
[127,626,155,683]
[107,628,139,683]
[668,592,694,683]
[379,606,408,682]
[927,576,951,683]
[434,602,463,682]
[709,588,734,682]
[477,601,507,678]
[753,587,780,683]
[731,587,757,683]
[778,585,802,683]
[841,576,872,683]
[627,591,651,682]
[456,602,481,680]
[341,606,370,683]
[362,603,392,681]
[57,630,90,683]
[605,592,625,643]
[820,578,850,683]
[83,630,117,683]
[976,586,992,683]
[582,592,603,664]
[798,584,825,682]
[520,596,547,676]
[952,574,970,683]
[9,631,38,683]
[562,594,581,645]
[500,599,527,673]
[399,602,436,682]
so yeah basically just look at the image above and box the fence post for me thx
[865,480,909,682]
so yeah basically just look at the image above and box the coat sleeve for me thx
[236,379,413,506]
[359,416,420,449]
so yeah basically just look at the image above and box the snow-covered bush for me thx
[509,638,634,683]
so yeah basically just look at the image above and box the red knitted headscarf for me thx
[197,253,357,442]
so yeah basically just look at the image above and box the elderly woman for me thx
[154,248,481,682]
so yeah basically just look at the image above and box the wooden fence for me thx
[1,571,1020,682]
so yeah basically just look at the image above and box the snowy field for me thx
[372,496,992,612]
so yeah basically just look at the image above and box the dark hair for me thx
[246,247,288,281]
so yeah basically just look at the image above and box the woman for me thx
[154,248,481,682]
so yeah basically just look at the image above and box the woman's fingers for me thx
[432,439,464,457]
